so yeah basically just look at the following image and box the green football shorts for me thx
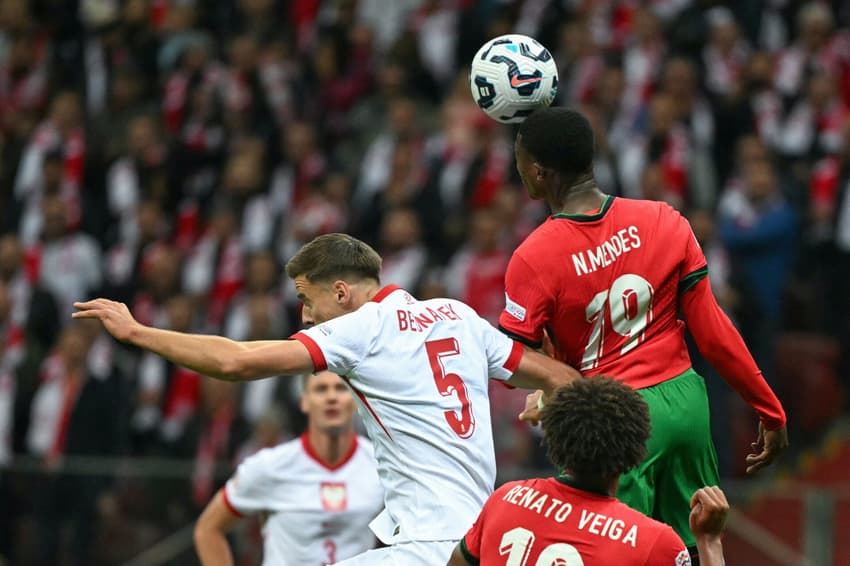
[616,368,720,548]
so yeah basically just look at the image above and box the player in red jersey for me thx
[499,107,786,562]
[448,377,730,566]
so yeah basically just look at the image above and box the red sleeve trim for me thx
[221,486,244,518]
[503,340,524,373]
[290,332,328,372]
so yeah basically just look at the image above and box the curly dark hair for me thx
[541,376,651,480]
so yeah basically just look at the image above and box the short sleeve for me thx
[291,307,376,376]
[644,525,690,566]
[477,314,524,382]
[498,253,553,349]
[676,211,708,294]
[223,450,276,516]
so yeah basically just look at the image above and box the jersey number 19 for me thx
[581,274,654,371]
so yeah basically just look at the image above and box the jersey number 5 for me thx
[501,527,584,565]
[426,338,475,438]
[581,274,654,371]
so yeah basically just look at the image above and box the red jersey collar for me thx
[300,432,359,471]
[370,284,403,303]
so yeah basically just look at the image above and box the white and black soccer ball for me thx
[469,34,558,124]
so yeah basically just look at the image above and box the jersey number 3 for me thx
[581,274,654,371]
[426,338,475,438]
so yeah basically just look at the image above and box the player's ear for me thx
[533,162,547,181]
[332,280,349,304]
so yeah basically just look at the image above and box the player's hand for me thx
[689,486,729,539]
[519,390,543,426]
[72,298,141,343]
[745,422,788,474]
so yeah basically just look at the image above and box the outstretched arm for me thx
[507,348,581,426]
[507,347,581,395]
[681,279,788,473]
[194,490,241,566]
[74,299,314,380]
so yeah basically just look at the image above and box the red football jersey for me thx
[499,196,706,389]
[461,477,690,565]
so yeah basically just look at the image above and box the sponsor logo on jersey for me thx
[675,549,692,566]
[320,481,348,511]
[505,294,527,321]
[317,325,333,336]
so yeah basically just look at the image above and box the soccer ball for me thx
[469,34,558,124]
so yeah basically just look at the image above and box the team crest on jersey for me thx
[320,482,347,511]
[505,293,527,321]
[675,549,692,566]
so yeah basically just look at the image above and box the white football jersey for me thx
[292,285,523,544]
[223,434,384,566]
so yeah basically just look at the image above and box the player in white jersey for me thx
[193,371,383,566]
[73,233,581,566]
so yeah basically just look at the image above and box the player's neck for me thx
[307,427,355,467]
[559,472,617,497]
[551,178,606,215]
[357,281,383,304]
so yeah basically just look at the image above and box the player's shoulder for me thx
[368,286,417,316]
[312,297,383,334]
[350,299,382,321]
[237,437,302,476]
[615,198,689,238]
[644,519,690,564]
[492,477,550,499]
[253,437,303,463]
[611,498,683,537]
[514,217,561,257]
[615,196,680,219]
[415,295,480,322]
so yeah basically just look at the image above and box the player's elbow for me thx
[220,355,260,382]
[193,517,218,548]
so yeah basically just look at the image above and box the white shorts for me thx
[332,540,457,566]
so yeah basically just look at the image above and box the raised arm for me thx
[73,299,314,381]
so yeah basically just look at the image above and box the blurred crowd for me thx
[1,0,849,564]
